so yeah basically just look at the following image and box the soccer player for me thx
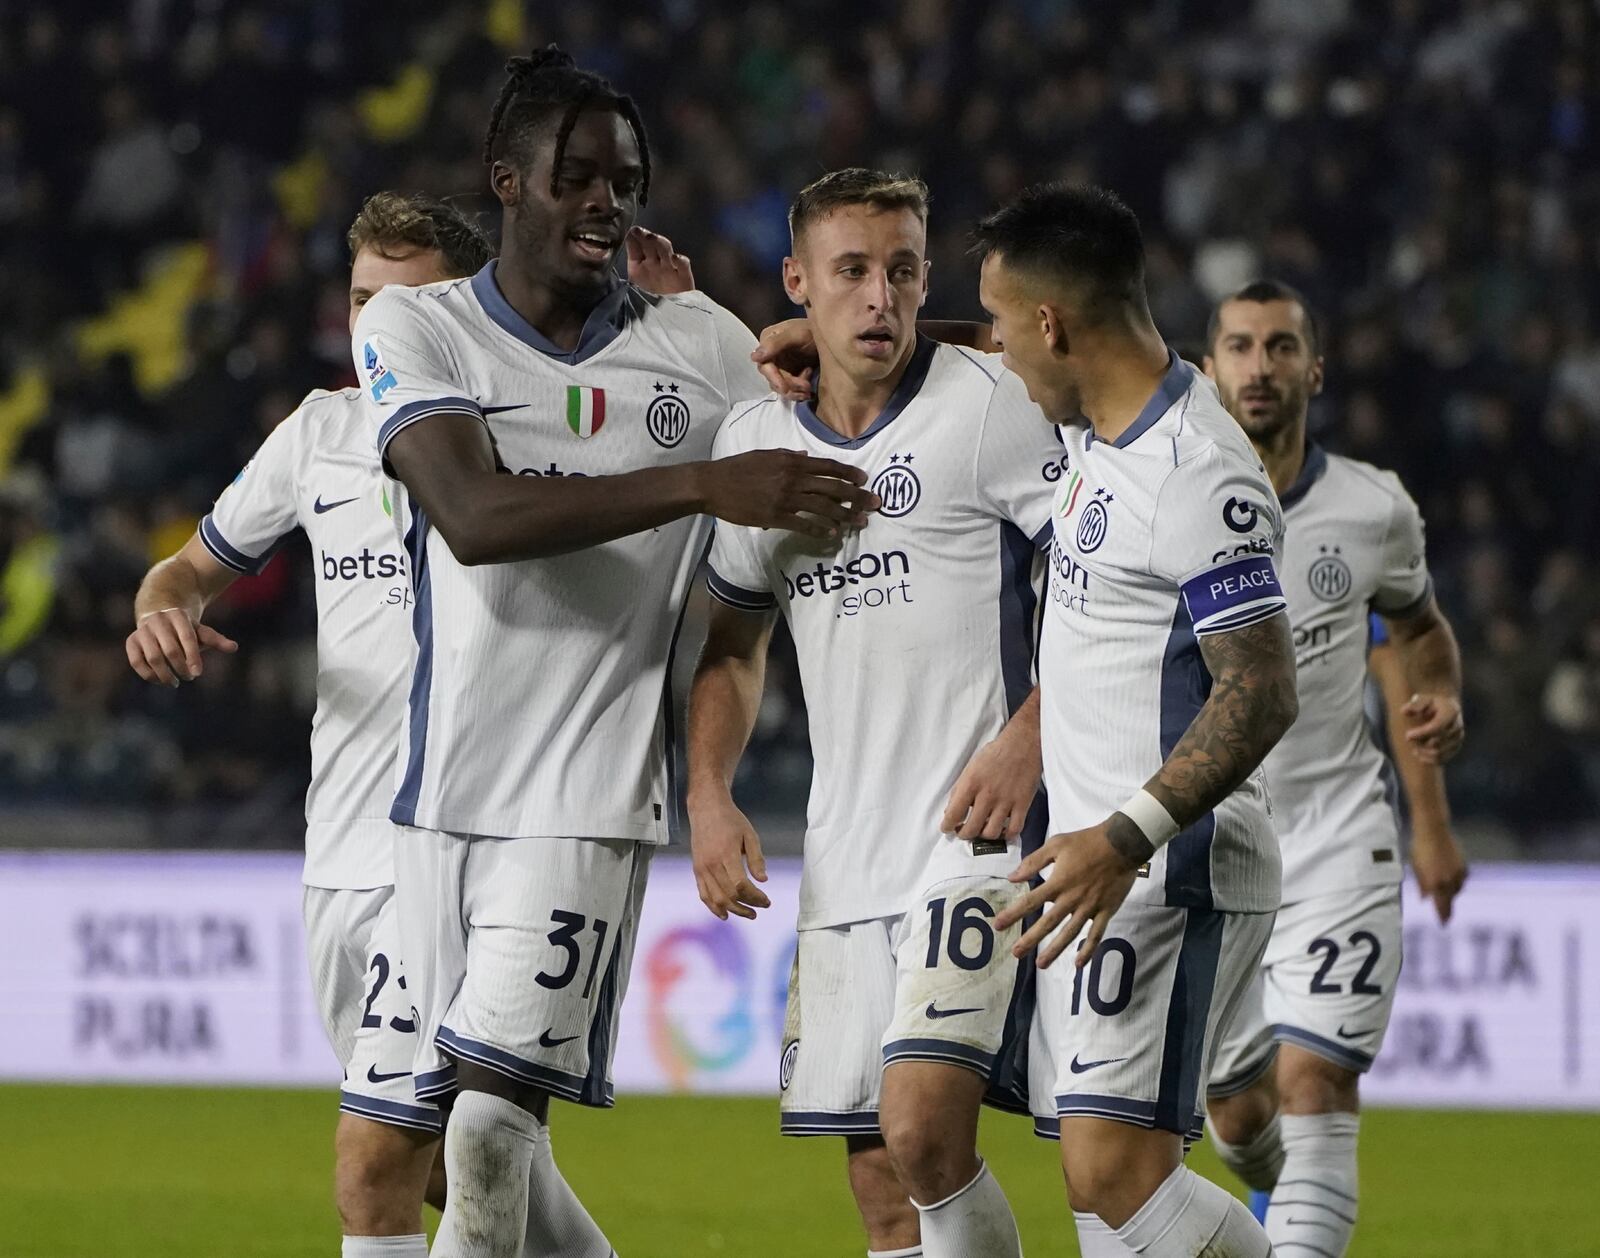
[977,184,1298,1258]
[1201,280,1467,1257]
[124,192,491,1258]
[352,48,873,1258]
[123,193,697,1258]
[688,168,1062,1258]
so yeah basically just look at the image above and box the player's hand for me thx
[689,795,771,921]
[124,609,238,687]
[626,226,695,295]
[1401,691,1464,764]
[751,319,817,401]
[941,723,1041,841]
[1411,822,1468,924]
[995,816,1141,969]
[696,450,878,540]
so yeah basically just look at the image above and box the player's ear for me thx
[1040,303,1067,357]
[918,259,931,309]
[1202,355,1217,380]
[782,256,807,308]
[1309,354,1326,397]
[490,160,520,209]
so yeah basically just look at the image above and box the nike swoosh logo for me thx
[482,404,527,415]
[925,1002,984,1020]
[538,1029,581,1049]
[1336,1025,1375,1039]
[1069,1054,1129,1074]
[313,496,358,514]
[366,1066,412,1084]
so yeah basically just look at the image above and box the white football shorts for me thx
[780,873,1029,1135]
[393,827,651,1108]
[1209,884,1403,1095]
[1030,900,1274,1140]
[303,884,441,1133]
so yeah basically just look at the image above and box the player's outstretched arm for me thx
[124,536,240,686]
[1371,634,1467,923]
[998,613,1299,969]
[685,602,776,921]
[1380,595,1465,765]
[387,416,876,565]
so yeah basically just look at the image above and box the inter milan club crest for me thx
[647,380,691,448]
[779,1040,799,1091]
[1309,544,1352,602]
[871,453,921,517]
[1076,487,1113,553]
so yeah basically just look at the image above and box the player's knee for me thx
[1059,1128,1177,1226]
[334,1121,430,1234]
[1060,1147,1123,1220]
[1277,1050,1360,1115]
[845,1137,919,1241]
[1208,1081,1275,1147]
[881,1107,974,1203]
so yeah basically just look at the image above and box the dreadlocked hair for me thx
[483,44,652,206]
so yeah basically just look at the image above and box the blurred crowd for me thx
[1,0,1598,850]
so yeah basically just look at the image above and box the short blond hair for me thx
[788,168,930,245]
[346,191,492,278]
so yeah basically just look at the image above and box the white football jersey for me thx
[1262,445,1431,899]
[355,263,766,842]
[708,340,1062,929]
[201,388,410,890]
[1040,354,1287,913]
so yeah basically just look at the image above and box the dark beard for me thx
[1231,389,1303,442]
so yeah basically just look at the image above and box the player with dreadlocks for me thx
[354,47,875,1258]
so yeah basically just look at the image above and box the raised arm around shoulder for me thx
[126,535,240,685]
[1130,611,1299,864]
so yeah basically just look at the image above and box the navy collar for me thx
[796,334,937,449]
[1278,441,1328,511]
[1086,349,1193,449]
[470,260,630,364]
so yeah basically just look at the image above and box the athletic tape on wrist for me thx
[1118,788,1181,848]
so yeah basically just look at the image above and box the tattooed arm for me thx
[1106,611,1301,866]
[997,612,1298,967]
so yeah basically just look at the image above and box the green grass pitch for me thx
[2,1085,1594,1256]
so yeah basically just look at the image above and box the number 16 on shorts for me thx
[883,875,1024,1074]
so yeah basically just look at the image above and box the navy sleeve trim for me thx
[706,567,777,612]
[1192,600,1287,637]
[1031,518,1054,551]
[376,397,486,461]
[1370,578,1432,621]
[198,514,283,576]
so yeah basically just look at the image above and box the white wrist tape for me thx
[1118,788,1181,848]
